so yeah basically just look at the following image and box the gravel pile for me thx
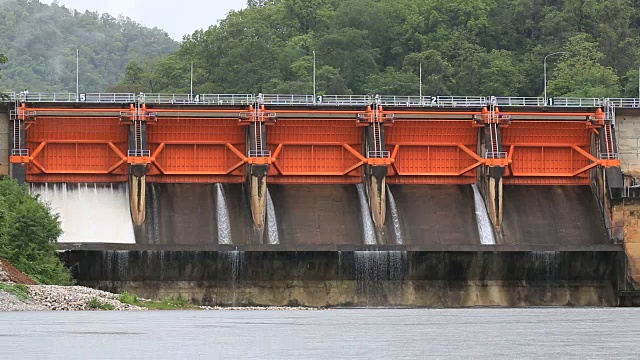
[28,285,146,311]
[0,290,45,312]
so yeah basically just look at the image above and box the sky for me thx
[41,0,247,40]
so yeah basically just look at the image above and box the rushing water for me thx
[472,184,497,245]
[215,184,232,245]
[2,309,639,359]
[356,184,376,245]
[266,189,280,245]
[354,251,407,305]
[31,183,135,243]
[386,185,404,245]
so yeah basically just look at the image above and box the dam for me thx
[4,92,640,306]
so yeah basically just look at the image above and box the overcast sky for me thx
[41,0,247,40]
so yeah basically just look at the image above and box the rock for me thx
[0,290,45,311]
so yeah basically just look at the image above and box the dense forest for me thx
[0,0,178,93]
[114,0,640,98]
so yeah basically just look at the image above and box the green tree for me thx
[0,179,70,285]
[547,33,621,97]
[364,67,419,95]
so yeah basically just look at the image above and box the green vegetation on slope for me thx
[0,0,178,93]
[0,179,70,285]
[117,0,640,97]
[0,283,30,301]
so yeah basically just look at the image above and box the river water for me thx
[1,308,638,359]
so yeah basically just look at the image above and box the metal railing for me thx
[551,97,603,107]
[200,94,254,105]
[83,93,136,103]
[20,92,77,102]
[485,151,508,159]
[432,96,487,107]
[11,92,640,110]
[494,97,546,107]
[367,150,391,158]
[260,94,315,105]
[127,150,151,157]
[377,96,430,107]
[11,149,28,156]
[142,93,194,104]
[599,152,619,160]
[320,95,372,106]
[249,150,272,157]
[608,98,640,108]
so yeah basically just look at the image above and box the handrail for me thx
[83,93,136,103]
[494,97,546,107]
[377,96,431,107]
[11,149,29,156]
[550,98,603,107]
[367,150,391,158]
[249,150,272,157]
[141,93,193,104]
[260,94,316,105]
[9,92,640,109]
[19,92,77,102]
[485,151,508,159]
[127,150,151,157]
[200,94,254,105]
[608,98,640,108]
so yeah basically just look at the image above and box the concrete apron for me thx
[59,247,624,307]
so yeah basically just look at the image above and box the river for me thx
[1,308,637,359]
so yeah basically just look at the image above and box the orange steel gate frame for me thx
[13,105,612,185]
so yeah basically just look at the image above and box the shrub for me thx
[0,179,70,284]
[88,298,114,310]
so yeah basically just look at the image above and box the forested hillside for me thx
[117,0,640,97]
[0,0,178,93]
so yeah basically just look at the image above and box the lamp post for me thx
[544,51,569,105]
[76,48,79,101]
[312,51,316,103]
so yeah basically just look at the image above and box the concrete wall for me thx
[60,248,624,307]
[616,112,640,175]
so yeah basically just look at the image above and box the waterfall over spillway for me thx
[386,185,404,245]
[472,184,496,245]
[356,184,377,245]
[216,184,232,245]
[266,188,280,245]
[31,183,135,243]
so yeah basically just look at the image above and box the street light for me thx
[312,51,316,103]
[544,51,570,105]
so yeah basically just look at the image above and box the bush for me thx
[0,179,70,284]
[88,298,114,310]
[119,292,138,304]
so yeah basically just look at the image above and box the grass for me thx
[87,298,115,310]
[0,283,30,301]
[119,292,198,310]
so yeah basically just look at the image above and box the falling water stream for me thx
[356,184,377,245]
[266,188,280,245]
[215,183,232,245]
[31,183,135,243]
[386,185,404,245]
[471,184,497,245]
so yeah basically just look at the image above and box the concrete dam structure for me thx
[5,92,640,306]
